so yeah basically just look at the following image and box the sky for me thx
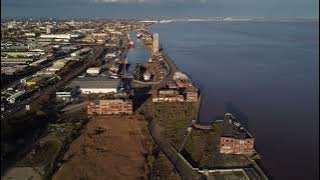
[1,0,319,19]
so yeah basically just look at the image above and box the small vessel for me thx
[136,33,143,39]
[128,40,135,48]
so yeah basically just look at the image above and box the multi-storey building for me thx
[220,113,255,154]
[184,88,198,102]
[152,89,185,102]
[87,99,133,115]
[152,87,198,103]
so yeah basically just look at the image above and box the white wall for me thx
[80,88,117,94]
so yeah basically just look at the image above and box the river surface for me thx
[146,21,319,180]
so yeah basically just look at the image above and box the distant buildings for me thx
[24,76,44,86]
[152,33,159,54]
[39,33,82,42]
[46,59,70,72]
[1,58,34,65]
[143,71,151,81]
[6,90,26,104]
[86,67,101,75]
[56,87,78,103]
[40,34,71,40]
[1,66,23,75]
[152,71,198,103]
[70,47,91,58]
[46,25,53,34]
[220,113,255,155]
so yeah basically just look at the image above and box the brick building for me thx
[87,99,133,115]
[152,89,184,102]
[173,71,193,88]
[152,87,198,103]
[184,88,198,102]
[220,113,255,154]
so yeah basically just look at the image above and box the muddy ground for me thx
[52,115,151,180]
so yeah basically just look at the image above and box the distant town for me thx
[1,19,270,180]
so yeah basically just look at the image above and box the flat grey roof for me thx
[67,77,119,89]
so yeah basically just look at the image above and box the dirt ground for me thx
[52,115,151,180]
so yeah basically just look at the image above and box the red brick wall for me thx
[87,100,133,115]
[220,137,255,154]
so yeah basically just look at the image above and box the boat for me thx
[128,40,135,48]
[136,33,143,39]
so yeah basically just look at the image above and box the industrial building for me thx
[70,47,91,57]
[152,33,159,54]
[24,76,44,86]
[1,58,34,65]
[86,67,101,75]
[67,77,120,94]
[46,59,70,72]
[1,66,19,75]
[152,85,198,103]
[6,90,26,104]
[30,58,48,67]
[220,113,255,155]
[46,25,53,34]
[173,71,193,88]
[87,98,133,115]
[24,32,36,37]
[152,89,185,102]
[39,34,71,40]
[184,88,198,102]
[143,71,151,81]
[56,87,78,103]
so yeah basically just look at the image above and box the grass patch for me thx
[151,102,197,148]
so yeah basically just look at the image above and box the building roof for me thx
[67,77,119,89]
[222,113,253,139]
[173,71,189,80]
[87,92,131,100]
[7,90,26,100]
[87,67,101,71]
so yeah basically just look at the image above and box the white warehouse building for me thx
[86,67,101,75]
[67,77,119,94]
[40,34,72,39]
